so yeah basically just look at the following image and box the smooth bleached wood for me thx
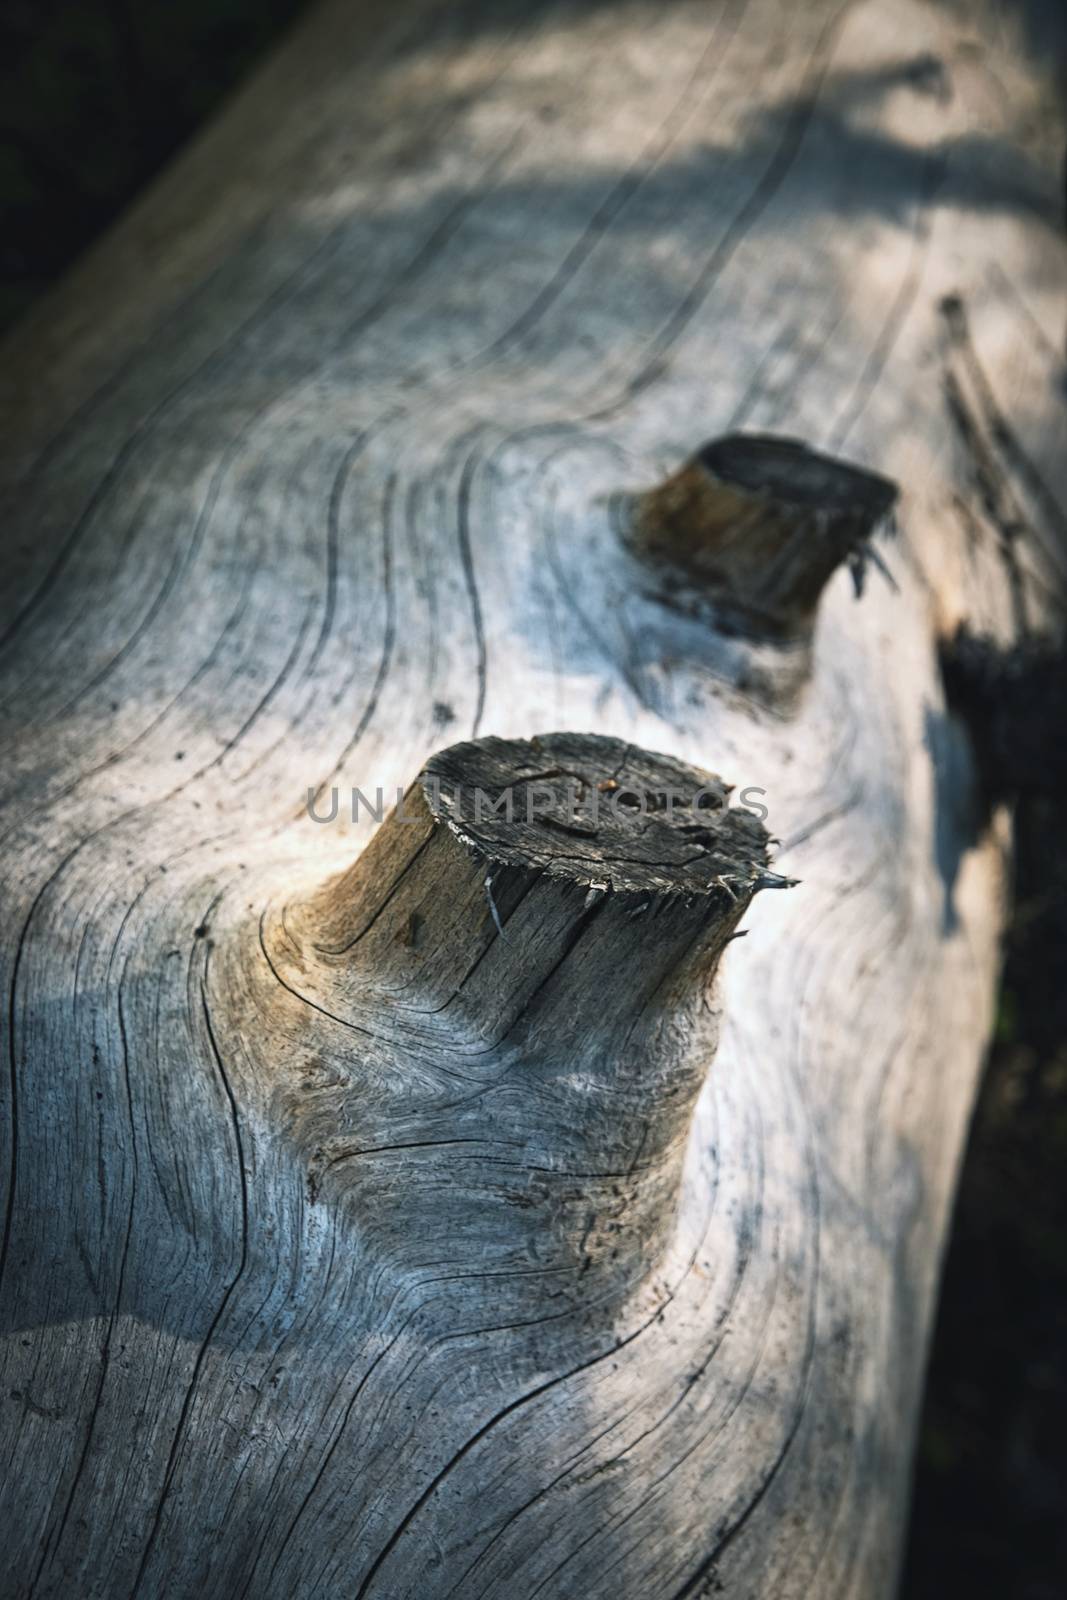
[0,1,1064,1597]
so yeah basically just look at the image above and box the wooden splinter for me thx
[272,733,786,1300]
[629,432,899,641]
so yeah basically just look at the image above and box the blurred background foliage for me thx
[0,0,307,328]
[1,2,1064,1594]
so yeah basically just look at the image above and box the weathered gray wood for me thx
[1,0,1065,1596]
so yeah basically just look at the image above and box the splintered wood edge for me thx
[420,733,781,900]
[630,432,900,640]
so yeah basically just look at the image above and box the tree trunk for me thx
[1,1,1064,1596]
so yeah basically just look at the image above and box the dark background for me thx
[2,2,1064,1593]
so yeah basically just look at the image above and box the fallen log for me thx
[1,1,1064,1595]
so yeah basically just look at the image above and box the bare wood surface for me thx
[1,1,1065,1596]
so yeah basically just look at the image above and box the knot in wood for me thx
[630,432,899,641]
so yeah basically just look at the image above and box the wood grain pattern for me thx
[0,1,1064,1595]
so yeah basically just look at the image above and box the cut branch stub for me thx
[629,432,899,641]
[269,733,783,1301]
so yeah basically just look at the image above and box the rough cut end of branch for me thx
[422,732,772,898]
[292,734,778,1011]
[629,432,899,641]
